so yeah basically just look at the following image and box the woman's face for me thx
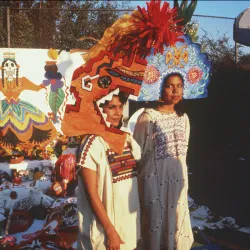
[162,75,183,105]
[103,95,124,128]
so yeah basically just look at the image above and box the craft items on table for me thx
[0,182,54,212]
[0,159,54,176]
[0,164,78,249]
[8,210,34,235]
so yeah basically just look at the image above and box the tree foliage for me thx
[0,0,132,49]
[200,34,238,70]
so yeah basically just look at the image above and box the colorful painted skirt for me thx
[0,99,56,147]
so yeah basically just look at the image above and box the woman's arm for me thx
[133,112,152,160]
[78,135,125,250]
[0,79,3,91]
[79,168,124,249]
[185,114,191,143]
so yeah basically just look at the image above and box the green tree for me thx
[56,1,94,49]
[199,33,244,70]
[25,0,65,48]
[0,0,132,49]
[57,0,132,50]
[10,12,34,47]
[0,7,7,47]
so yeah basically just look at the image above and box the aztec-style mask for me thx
[61,0,184,153]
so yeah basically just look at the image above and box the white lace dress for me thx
[133,108,193,250]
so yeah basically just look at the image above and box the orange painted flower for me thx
[187,67,203,84]
[144,65,160,84]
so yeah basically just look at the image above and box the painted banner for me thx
[0,48,84,148]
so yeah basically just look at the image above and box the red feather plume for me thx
[112,0,184,58]
[134,0,184,54]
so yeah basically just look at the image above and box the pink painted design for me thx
[143,65,160,84]
[187,67,203,84]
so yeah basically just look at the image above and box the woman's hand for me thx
[107,227,124,250]
[80,168,124,249]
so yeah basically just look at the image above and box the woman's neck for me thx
[156,103,175,113]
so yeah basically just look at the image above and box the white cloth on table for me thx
[0,160,54,176]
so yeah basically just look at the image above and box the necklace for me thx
[155,108,175,114]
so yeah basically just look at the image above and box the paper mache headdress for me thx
[61,0,210,154]
[138,34,212,101]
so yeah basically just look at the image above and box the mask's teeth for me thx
[96,89,120,128]
[96,88,137,131]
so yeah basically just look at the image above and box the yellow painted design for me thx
[165,45,188,68]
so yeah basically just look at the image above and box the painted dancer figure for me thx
[0,53,56,147]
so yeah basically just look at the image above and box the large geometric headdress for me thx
[138,35,212,101]
[61,0,185,153]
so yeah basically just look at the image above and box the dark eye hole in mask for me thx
[98,75,112,88]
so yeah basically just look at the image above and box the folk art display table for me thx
[0,155,78,249]
[0,160,55,176]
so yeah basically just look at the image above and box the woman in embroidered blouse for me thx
[77,92,141,250]
[133,73,194,250]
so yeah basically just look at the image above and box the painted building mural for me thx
[0,49,85,148]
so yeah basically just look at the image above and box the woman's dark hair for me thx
[163,72,184,86]
[145,72,185,116]
[117,91,129,104]
[99,90,129,108]
[98,91,129,128]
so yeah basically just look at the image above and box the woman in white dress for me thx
[133,73,194,250]
[77,92,141,250]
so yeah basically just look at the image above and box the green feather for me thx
[185,0,198,24]
[180,0,188,17]
[49,88,65,114]
[174,0,179,10]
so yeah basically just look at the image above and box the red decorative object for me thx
[55,154,76,183]
[143,65,160,84]
[187,66,203,84]
[9,156,24,164]
[8,210,33,234]
[0,235,17,248]
[51,182,66,197]
[12,177,22,185]
[114,0,184,57]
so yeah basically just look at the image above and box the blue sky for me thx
[131,1,250,18]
